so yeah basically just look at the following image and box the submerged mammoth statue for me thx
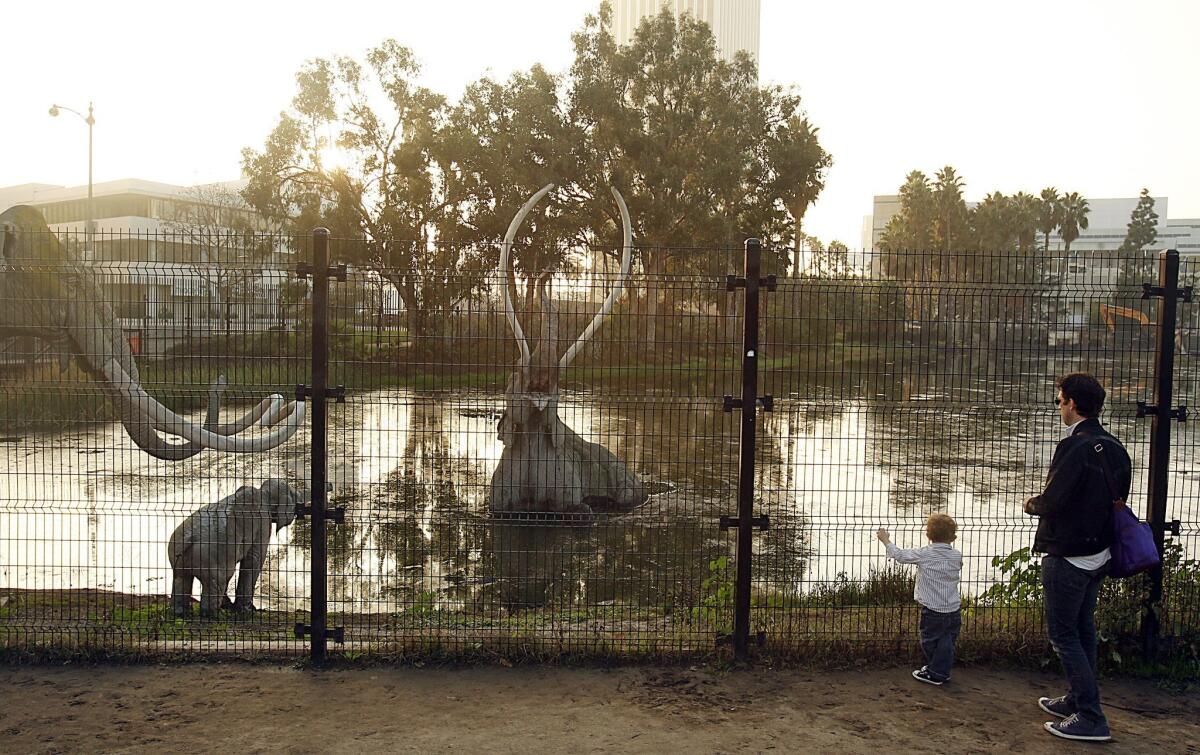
[0,205,305,459]
[168,478,306,617]
[488,184,646,516]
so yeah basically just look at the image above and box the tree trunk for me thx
[643,255,664,352]
[394,281,427,355]
[793,215,803,278]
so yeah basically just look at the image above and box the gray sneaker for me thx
[1043,713,1112,742]
[1038,695,1075,719]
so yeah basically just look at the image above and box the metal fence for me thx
[1,223,1197,664]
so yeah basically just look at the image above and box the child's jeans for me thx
[919,606,961,681]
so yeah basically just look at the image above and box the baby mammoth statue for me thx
[168,478,304,617]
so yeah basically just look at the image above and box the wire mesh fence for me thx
[1,222,1197,663]
[753,249,1171,657]
[0,224,312,654]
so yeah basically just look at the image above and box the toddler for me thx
[876,513,963,685]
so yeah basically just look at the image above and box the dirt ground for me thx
[1,663,1197,754]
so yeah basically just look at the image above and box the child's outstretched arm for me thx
[878,528,925,564]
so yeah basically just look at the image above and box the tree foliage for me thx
[240,5,831,351]
[441,63,586,306]
[876,167,1091,327]
[879,168,1087,263]
[1117,188,1160,289]
[808,239,851,278]
[162,183,279,331]
[1121,188,1160,253]
[240,40,480,351]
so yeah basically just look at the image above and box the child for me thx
[876,514,963,685]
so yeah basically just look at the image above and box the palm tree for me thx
[971,192,1013,252]
[931,166,969,333]
[898,170,935,252]
[1038,187,1061,254]
[768,115,831,277]
[932,166,968,253]
[1058,192,1090,253]
[1010,191,1041,255]
[1009,191,1044,309]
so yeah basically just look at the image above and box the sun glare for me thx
[318,143,355,173]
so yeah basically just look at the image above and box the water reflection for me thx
[3,358,1198,612]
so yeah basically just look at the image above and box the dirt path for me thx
[1,663,1196,753]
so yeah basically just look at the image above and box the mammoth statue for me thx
[168,478,306,617]
[0,205,304,459]
[488,184,646,516]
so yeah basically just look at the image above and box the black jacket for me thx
[1027,417,1132,557]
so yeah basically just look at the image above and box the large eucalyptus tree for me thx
[567,4,828,343]
[241,40,479,353]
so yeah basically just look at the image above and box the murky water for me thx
[3,373,1199,614]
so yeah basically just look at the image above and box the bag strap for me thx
[1082,433,1126,507]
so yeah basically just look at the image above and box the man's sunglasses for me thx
[1054,397,1064,406]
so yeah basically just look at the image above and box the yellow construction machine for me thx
[1099,303,1151,333]
[1100,303,1188,352]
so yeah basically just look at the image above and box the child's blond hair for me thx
[926,513,957,543]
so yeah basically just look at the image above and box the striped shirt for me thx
[885,542,963,613]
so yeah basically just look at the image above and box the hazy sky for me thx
[2,0,1197,246]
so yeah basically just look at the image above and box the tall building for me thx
[609,0,761,65]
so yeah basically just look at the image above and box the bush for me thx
[981,542,1200,676]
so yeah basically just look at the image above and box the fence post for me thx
[308,228,331,663]
[293,228,347,663]
[1141,248,1190,659]
[720,238,774,660]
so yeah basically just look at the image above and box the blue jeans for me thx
[919,607,961,681]
[1042,555,1108,725]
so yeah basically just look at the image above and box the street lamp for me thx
[48,101,95,250]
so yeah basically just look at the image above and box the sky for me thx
[1,0,1198,248]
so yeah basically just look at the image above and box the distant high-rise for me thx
[609,0,761,66]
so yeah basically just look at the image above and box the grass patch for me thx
[4,586,1195,679]
[0,348,817,431]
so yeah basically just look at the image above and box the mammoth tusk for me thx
[124,376,284,460]
[156,394,290,436]
[501,183,555,367]
[559,185,633,370]
[104,359,306,453]
[148,375,288,438]
[258,395,294,427]
[110,375,229,461]
[103,385,208,461]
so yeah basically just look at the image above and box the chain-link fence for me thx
[1,222,1197,664]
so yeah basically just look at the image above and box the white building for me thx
[609,0,761,65]
[863,193,1200,259]
[0,178,271,237]
[0,179,293,351]
[860,192,1200,344]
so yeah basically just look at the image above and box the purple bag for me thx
[1108,501,1160,578]
[1090,439,1161,578]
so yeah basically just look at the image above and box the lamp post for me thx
[48,101,95,250]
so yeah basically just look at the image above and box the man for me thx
[1024,372,1130,742]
